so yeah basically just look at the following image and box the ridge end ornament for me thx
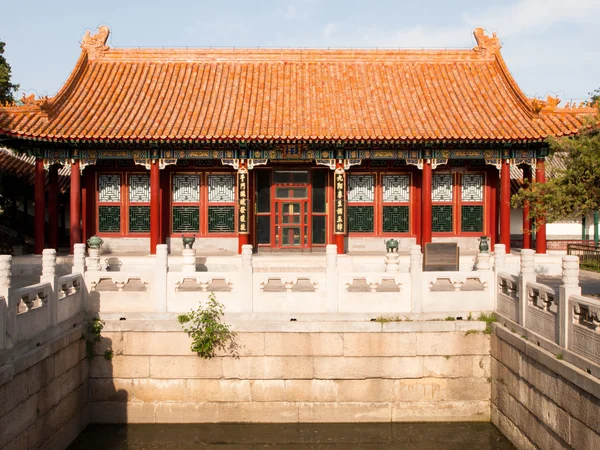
[473,27,501,55]
[81,26,110,58]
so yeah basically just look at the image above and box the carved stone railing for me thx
[525,281,558,343]
[56,273,84,324]
[10,282,53,343]
[569,294,600,365]
[497,272,519,322]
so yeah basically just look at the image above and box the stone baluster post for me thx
[241,244,253,313]
[181,247,197,274]
[519,249,536,326]
[41,249,58,326]
[155,244,168,312]
[87,246,102,272]
[493,244,506,310]
[475,252,491,271]
[0,255,12,350]
[326,244,338,313]
[385,252,400,273]
[410,245,423,314]
[73,243,86,276]
[559,255,581,348]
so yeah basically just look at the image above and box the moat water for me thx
[68,423,514,449]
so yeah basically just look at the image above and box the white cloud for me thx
[284,5,298,19]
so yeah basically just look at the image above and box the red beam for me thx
[500,160,511,253]
[34,158,45,254]
[535,159,547,254]
[70,161,81,253]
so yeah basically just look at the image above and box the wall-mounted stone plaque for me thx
[423,243,459,271]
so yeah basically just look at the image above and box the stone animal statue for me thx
[182,234,196,249]
[385,239,399,253]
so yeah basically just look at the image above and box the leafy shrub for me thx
[177,293,239,359]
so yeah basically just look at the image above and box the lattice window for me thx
[208,206,235,233]
[129,206,150,232]
[99,174,120,202]
[129,174,150,202]
[98,206,121,233]
[432,205,453,232]
[461,205,483,232]
[432,174,452,201]
[383,206,409,233]
[348,175,374,202]
[173,206,200,232]
[462,174,483,202]
[173,174,200,202]
[208,175,234,202]
[383,175,410,202]
[348,206,374,232]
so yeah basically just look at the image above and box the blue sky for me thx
[2,0,599,102]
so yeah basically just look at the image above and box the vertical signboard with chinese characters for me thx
[334,168,346,234]
[237,168,249,234]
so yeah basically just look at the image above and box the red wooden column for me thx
[70,160,82,253]
[487,168,499,247]
[48,165,59,250]
[237,162,250,254]
[150,160,160,254]
[522,165,533,249]
[500,159,511,253]
[535,158,547,254]
[34,158,45,254]
[421,159,432,247]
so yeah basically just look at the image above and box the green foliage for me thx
[581,260,600,273]
[478,312,497,335]
[177,293,239,359]
[84,317,105,360]
[512,100,600,225]
[556,353,564,360]
[0,40,19,104]
[464,329,479,336]
[103,349,114,360]
[373,315,411,323]
[467,312,473,321]
[444,316,456,321]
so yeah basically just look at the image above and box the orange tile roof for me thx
[0,27,595,143]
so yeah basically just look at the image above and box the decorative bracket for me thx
[343,159,362,170]
[159,158,178,170]
[431,158,448,170]
[134,158,152,171]
[221,158,240,170]
[316,159,336,170]
[484,158,502,171]
[43,159,68,171]
[78,159,96,174]
[248,158,268,170]
[406,159,423,170]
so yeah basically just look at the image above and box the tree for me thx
[0,39,19,104]
[512,95,600,245]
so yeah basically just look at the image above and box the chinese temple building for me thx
[0,26,595,256]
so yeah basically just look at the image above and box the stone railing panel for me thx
[167,271,242,313]
[525,281,558,343]
[337,272,411,313]
[253,272,329,313]
[497,272,519,322]
[0,295,5,351]
[56,273,84,324]
[85,271,153,314]
[10,282,53,343]
[422,271,494,313]
[569,294,600,365]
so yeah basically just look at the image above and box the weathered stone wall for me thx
[491,324,600,449]
[89,321,491,423]
[0,326,89,450]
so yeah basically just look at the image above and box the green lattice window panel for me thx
[348,206,374,232]
[383,206,409,233]
[208,206,235,233]
[432,205,453,232]
[98,206,121,233]
[129,206,150,233]
[173,206,200,232]
[461,205,484,232]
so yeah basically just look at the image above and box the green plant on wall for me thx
[83,317,113,360]
[177,292,240,359]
